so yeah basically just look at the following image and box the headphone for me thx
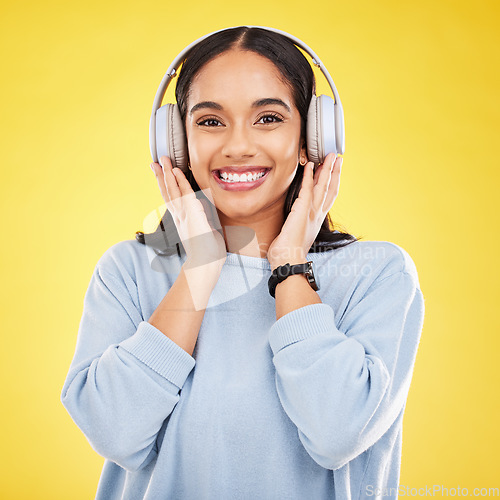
[149,26,345,172]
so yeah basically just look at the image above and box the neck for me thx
[217,209,284,260]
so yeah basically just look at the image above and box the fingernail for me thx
[150,163,155,172]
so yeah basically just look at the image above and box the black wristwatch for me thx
[268,261,320,298]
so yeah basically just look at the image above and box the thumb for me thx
[199,198,220,229]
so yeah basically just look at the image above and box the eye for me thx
[196,117,224,127]
[255,113,284,125]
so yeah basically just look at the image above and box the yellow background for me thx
[1,0,498,497]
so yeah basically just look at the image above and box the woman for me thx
[62,26,425,500]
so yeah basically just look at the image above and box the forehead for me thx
[188,49,295,108]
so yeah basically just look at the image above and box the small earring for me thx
[299,157,307,166]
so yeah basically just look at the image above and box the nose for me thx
[221,123,256,160]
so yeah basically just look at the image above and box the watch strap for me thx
[268,261,319,298]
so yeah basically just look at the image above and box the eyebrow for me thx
[189,98,291,115]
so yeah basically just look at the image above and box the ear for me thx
[299,138,308,163]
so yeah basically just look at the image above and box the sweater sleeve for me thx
[61,262,195,472]
[268,269,424,471]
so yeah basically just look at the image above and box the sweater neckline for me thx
[224,250,334,270]
[223,231,343,269]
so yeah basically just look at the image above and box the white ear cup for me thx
[306,95,338,164]
[334,101,345,156]
[306,95,321,164]
[155,104,188,172]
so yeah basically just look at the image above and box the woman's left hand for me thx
[267,152,343,269]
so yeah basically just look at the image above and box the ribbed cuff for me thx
[120,321,196,388]
[268,303,338,355]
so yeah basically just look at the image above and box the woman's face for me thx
[185,49,305,223]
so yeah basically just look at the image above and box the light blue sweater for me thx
[61,237,424,499]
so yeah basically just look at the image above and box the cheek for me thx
[264,128,301,161]
[186,133,218,167]
[284,166,299,187]
[283,141,300,161]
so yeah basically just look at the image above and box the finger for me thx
[159,156,182,200]
[172,168,196,203]
[313,162,325,184]
[313,153,336,212]
[151,161,171,204]
[298,161,315,204]
[322,156,343,213]
[312,152,334,184]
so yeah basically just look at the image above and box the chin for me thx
[217,205,260,221]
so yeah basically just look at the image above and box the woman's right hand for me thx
[151,156,227,272]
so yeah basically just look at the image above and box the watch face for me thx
[305,261,320,291]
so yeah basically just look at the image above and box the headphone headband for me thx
[149,26,344,162]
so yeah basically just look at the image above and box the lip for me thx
[212,168,271,191]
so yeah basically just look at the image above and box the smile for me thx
[212,168,271,191]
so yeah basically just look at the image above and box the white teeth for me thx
[218,170,267,183]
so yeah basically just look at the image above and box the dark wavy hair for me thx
[136,26,360,256]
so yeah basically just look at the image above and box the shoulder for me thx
[351,240,419,280]
[95,238,184,284]
[93,239,152,283]
[314,239,422,291]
